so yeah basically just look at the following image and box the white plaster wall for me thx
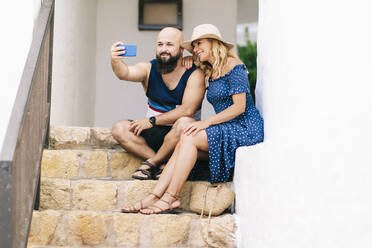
[0,0,41,151]
[50,0,97,126]
[235,0,372,247]
[94,0,237,127]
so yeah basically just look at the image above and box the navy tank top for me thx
[145,59,201,120]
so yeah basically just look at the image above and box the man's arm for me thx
[110,42,150,88]
[155,68,206,125]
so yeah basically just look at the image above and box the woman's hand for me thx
[184,120,211,136]
[129,118,152,136]
[182,56,194,69]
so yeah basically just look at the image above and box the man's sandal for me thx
[132,161,159,180]
[121,192,161,213]
[140,192,180,215]
[154,166,164,180]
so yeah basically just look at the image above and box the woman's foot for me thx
[121,192,161,213]
[140,192,180,214]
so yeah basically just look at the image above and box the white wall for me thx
[0,0,41,151]
[235,0,372,247]
[51,0,97,126]
[94,0,237,127]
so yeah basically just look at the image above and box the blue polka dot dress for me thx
[205,64,264,183]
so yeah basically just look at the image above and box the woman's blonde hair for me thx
[194,39,238,87]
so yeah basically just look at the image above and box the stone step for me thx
[39,177,230,213]
[41,149,142,180]
[28,210,237,248]
[49,126,119,149]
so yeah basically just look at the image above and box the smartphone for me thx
[117,44,137,57]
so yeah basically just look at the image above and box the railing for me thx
[0,0,54,247]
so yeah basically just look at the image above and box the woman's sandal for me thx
[140,192,180,215]
[132,161,159,180]
[121,192,160,213]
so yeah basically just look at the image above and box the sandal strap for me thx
[148,204,167,213]
[159,197,171,205]
[141,161,158,171]
[159,196,176,210]
[165,192,179,200]
[154,168,163,175]
[150,192,161,199]
[134,168,152,177]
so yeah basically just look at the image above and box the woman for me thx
[122,24,264,214]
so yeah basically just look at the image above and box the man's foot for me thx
[140,192,180,214]
[121,192,160,213]
[132,161,158,180]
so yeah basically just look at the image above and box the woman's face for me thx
[192,38,212,62]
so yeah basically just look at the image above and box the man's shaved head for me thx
[157,27,183,45]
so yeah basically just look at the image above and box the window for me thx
[139,0,183,30]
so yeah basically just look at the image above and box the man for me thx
[110,27,205,180]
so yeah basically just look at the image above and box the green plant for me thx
[237,33,257,103]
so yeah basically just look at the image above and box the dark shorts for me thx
[140,125,172,152]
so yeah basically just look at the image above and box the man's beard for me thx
[156,50,181,74]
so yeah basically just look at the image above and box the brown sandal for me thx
[121,192,161,213]
[140,192,180,215]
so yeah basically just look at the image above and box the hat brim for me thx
[181,34,234,54]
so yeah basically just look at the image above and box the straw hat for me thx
[182,24,234,54]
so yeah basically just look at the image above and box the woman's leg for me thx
[141,130,209,214]
[121,140,182,212]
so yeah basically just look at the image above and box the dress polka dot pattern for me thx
[206,64,264,183]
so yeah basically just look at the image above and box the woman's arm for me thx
[184,92,246,136]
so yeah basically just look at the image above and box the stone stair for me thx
[28,126,237,248]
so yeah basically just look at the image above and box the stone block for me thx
[90,127,119,148]
[110,152,142,179]
[72,180,117,210]
[28,210,62,245]
[67,211,107,246]
[41,150,80,178]
[49,126,90,149]
[80,151,108,178]
[118,180,157,209]
[188,214,237,248]
[112,213,140,247]
[40,178,71,210]
[151,214,191,248]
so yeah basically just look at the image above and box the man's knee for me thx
[111,120,131,142]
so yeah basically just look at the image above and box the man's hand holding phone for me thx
[111,42,137,62]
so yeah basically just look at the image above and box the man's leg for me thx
[112,120,156,159]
